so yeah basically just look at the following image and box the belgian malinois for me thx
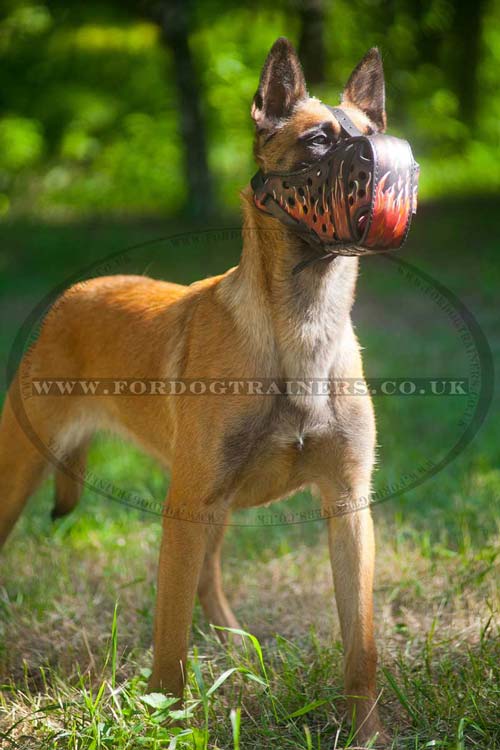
[0,38,391,744]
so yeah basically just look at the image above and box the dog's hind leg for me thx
[197,512,242,639]
[0,369,89,547]
[0,384,49,548]
[52,437,91,520]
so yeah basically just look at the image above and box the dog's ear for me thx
[341,48,386,132]
[251,37,307,131]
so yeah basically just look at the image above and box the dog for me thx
[0,38,389,744]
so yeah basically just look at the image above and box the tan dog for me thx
[0,39,387,744]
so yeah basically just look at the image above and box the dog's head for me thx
[250,39,418,258]
[251,37,386,174]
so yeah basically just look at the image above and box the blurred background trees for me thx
[0,0,499,220]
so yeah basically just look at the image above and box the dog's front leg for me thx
[320,485,385,745]
[148,485,211,699]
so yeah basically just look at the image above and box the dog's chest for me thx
[222,395,335,510]
[222,395,332,476]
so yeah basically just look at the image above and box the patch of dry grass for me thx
[0,480,498,748]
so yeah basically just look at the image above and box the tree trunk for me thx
[298,0,326,85]
[447,0,486,130]
[159,0,215,219]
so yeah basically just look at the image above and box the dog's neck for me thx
[218,188,359,383]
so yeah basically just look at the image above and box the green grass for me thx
[0,199,499,748]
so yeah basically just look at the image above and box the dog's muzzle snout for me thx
[251,106,420,261]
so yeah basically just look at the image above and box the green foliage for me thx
[0,0,499,218]
[0,116,44,171]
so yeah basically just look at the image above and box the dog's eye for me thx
[309,133,330,146]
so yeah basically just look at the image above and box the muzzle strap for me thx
[326,107,363,137]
